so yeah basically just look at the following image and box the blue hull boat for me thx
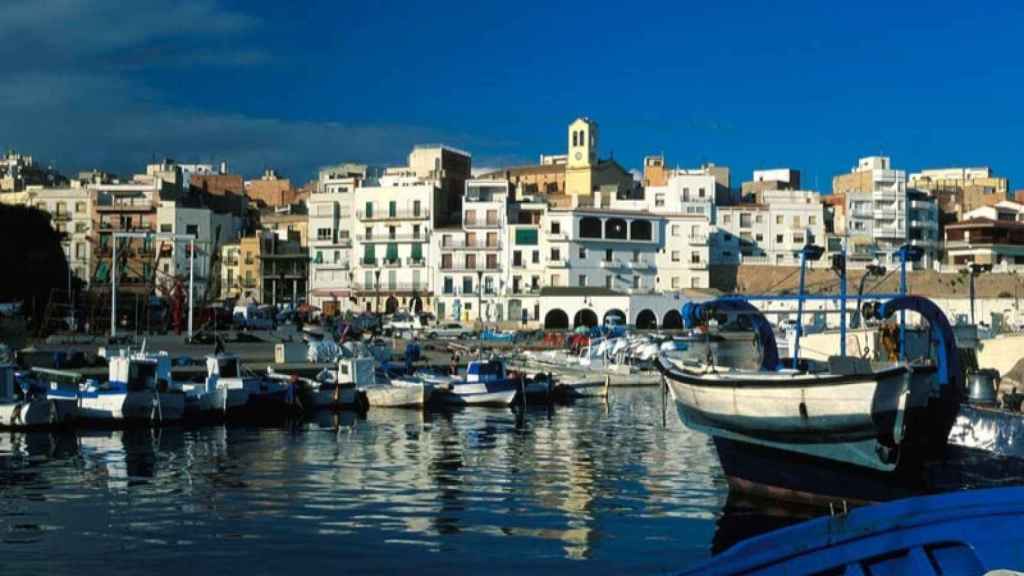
[683,487,1024,575]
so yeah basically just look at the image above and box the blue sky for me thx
[3,1,1022,189]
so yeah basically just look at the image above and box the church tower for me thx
[566,117,598,196]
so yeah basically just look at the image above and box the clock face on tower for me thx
[574,151,582,161]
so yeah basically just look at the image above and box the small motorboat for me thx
[0,364,55,428]
[682,486,1024,575]
[270,356,374,410]
[206,354,297,416]
[433,359,518,407]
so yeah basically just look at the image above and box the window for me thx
[698,188,706,198]
[485,276,495,294]
[441,253,453,269]
[531,276,540,289]
[740,213,752,229]
[722,214,732,225]
[486,254,498,269]
[655,194,665,207]
[75,243,85,259]
[550,248,560,261]
[413,225,421,239]
[578,247,586,259]
[671,224,680,237]
[386,243,398,263]
[809,216,817,226]
[465,210,477,225]
[364,202,373,218]
[605,249,613,262]
[75,222,87,233]
[486,210,498,225]
[755,233,764,242]
[413,200,421,216]
[513,251,523,267]
[532,251,540,264]
[755,214,764,224]
[551,221,561,234]
[317,228,332,241]
[691,252,701,264]
[775,215,783,225]
[793,216,801,227]
[671,250,680,262]
[466,231,477,246]
[462,277,474,294]
[550,274,560,287]
[365,226,372,240]
[465,254,477,269]
[486,232,498,247]
[388,201,396,218]
[363,244,376,265]
[515,228,539,245]
[411,243,422,262]
[389,226,396,240]
[672,277,680,289]
[75,201,86,213]
[793,233,805,244]
[442,234,452,247]
[776,234,784,244]
[160,224,172,233]
[578,275,587,287]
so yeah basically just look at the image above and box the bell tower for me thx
[567,117,597,169]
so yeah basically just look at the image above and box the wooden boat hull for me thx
[659,357,911,475]
[438,388,518,407]
[363,384,430,408]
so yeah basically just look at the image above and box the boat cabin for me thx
[109,355,159,392]
[466,359,507,383]
[337,357,375,387]
[207,354,242,380]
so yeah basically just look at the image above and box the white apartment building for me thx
[656,216,712,291]
[219,242,241,300]
[838,157,939,267]
[308,164,367,315]
[714,190,826,266]
[351,174,436,314]
[645,171,718,220]
[33,188,93,286]
[434,180,509,324]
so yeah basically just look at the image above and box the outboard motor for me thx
[966,369,1000,407]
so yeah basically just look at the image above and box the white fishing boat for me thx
[74,354,163,423]
[269,356,374,409]
[519,338,661,386]
[206,354,296,415]
[137,351,185,422]
[0,364,55,428]
[433,359,518,407]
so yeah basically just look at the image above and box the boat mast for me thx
[794,247,808,367]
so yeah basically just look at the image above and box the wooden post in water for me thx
[661,375,667,428]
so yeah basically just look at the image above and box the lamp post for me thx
[374,268,382,331]
[895,244,924,360]
[964,262,992,325]
[852,263,887,329]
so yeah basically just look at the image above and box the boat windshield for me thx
[219,359,240,378]
[129,362,157,392]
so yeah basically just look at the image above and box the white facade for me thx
[963,201,1024,222]
[715,190,826,266]
[351,174,435,314]
[33,188,93,286]
[644,172,717,220]
[840,157,939,267]
[434,180,509,323]
[308,165,366,314]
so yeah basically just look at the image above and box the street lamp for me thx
[851,263,887,329]
[476,269,484,328]
[962,262,992,325]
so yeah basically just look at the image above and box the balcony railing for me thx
[548,259,568,268]
[687,233,708,245]
[439,262,482,272]
[440,238,502,250]
[406,257,427,267]
[356,208,430,221]
[463,218,501,229]
[352,282,430,293]
[382,258,403,268]
[356,233,428,243]
[361,257,377,266]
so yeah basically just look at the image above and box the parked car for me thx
[425,322,475,339]
[383,313,428,335]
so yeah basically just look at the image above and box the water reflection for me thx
[2,390,735,574]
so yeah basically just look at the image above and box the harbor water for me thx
[0,389,730,574]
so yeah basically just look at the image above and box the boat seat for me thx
[828,356,873,376]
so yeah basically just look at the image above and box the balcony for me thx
[463,218,501,229]
[406,257,427,267]
[440,238,502,250]
[873,226,902,239]
[353,282,430,293]
[439,262,480,272]
[361,257,378,266]
[356,208,430,221]
[627,261,654,270]
[547,232,569,242]
[911,219,937,229]
[578,235,655,244]
[356,233,428,243]
[599,260,624,269]
[687,233,708,245]
[53,212,71,222]
[688,259,708,270]
[382,258,403,268]
[873,209,899,220]
[548,259,568,268]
